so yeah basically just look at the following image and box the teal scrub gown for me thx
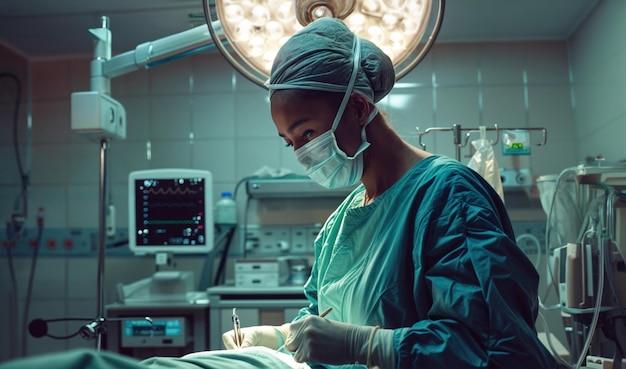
[295,155,557,369]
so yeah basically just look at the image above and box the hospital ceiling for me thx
[0,0,600,60]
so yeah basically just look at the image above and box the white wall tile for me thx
[118,96,150,141]
[66,184,99,228]
[481,85,526,127]
[573,1,626,70]
[398,52,434,86]
[569,0,626,162]
[31,144,70,185]
[528,142,578,177]
[191,138,236,182]
[0,145,22,185]
[112,69,150,97]
[234,91,275,139]
[278,145,305,176]
[0,184,20,224]
[109,182,128,231]
[149,95,193,140]
[0,103,28,146]
[108,141,150,184]
[385,88,435,140]
[235,138,281,179]
[432,44,478,86]
[578,115,626,162]
[30,258,68,299]
[571,78,600,140]
[191,93,236,139]
[68,142,100,185]
[31,100,71,144]
[69,58,91,93]
[233,71,268,93]
[524,42,569,85]
[527,85,574,143]
[574,51,626,141]
[31,60,70,101]
[191,53,236,93]
[478,43,525,86]
[67,258,98,299]
[147,140,192,169]
[149,58,192,95]
[435,86,480,126]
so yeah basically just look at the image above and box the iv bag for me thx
[467,126,505,202]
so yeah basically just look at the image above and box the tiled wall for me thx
[569,0,626,162]
[0,31,589,361]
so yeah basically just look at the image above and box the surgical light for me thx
[203,0,445,87]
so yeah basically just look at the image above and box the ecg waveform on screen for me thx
[144,187,199,195]
[147,203,200,208]
[143,220,198,225]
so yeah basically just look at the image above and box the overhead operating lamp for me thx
[204,0,445,87]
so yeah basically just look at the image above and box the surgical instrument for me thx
[232,308,242,348]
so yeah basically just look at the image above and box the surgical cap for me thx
[267,18,395,104]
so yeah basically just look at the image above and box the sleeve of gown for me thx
[394,169,556,369]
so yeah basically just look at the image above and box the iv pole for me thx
[416,124,548,161]
[68,16,222,349]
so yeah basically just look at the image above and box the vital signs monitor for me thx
[128,169,214,255]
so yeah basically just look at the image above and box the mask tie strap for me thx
[331,35,362,132]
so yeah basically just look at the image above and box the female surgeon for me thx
[222,17,558,369]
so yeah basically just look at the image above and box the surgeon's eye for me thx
[284,142,293,148]
[302,130,314,140]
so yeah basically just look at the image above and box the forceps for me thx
[232,308,242,347]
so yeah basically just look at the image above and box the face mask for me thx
[295,106,378,189]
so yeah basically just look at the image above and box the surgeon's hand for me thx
[284,315,396,368]
[222,324,291,350]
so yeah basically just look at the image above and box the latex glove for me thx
[222,324,291,350]
[285,315,396,368]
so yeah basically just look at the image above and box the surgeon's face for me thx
[270,90,364,154]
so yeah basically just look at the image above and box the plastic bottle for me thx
[214,191,237,225]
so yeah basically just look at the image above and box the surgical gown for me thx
[295,155,557,369]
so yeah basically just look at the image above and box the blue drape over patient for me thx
[295,155,556,369]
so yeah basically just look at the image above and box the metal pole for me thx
[453,124,462,161]
[96,139,108,350]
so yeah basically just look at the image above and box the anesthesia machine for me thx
[538,161,626,368]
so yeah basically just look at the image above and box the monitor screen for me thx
[128,169,213,255]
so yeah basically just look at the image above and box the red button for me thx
[64,239,73,249]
